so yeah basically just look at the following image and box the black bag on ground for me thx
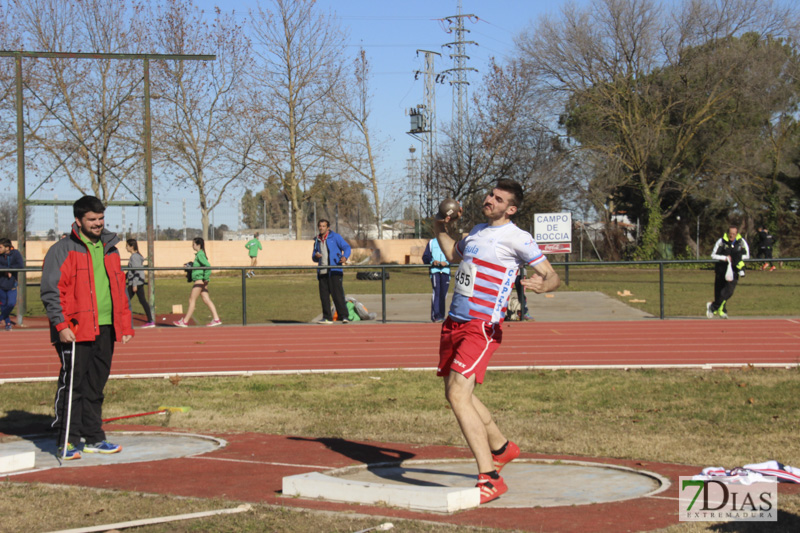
[356,271,390,281]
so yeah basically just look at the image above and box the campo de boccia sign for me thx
[534,212,572,254]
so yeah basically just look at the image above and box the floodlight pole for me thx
[143,58,155,315]
[15,54,25,326]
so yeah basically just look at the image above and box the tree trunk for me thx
[293,201,304,240]
[201,208,210,241]
[634,180,663,260]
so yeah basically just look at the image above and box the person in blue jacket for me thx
[422,237,450,322]
[0,237,24,331]
[312,220,351,324]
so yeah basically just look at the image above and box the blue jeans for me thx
[0,287,16,325]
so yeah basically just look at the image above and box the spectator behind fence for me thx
[422,237,451,322]
[507,265,531,322]
[0,237,24,331]
[125,239,155,328]
[312,219,351,324]
[245,232,262,278]
[173,238,222,328]
[754,225,776,271]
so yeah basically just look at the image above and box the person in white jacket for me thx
[706,225,749,319]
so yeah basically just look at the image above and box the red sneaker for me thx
[492,440,520,472]
[476,473,507,504]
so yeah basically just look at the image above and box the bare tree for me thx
[0,197,31,239]
[148,0,255,240]
[323,49,384,237]
[13,0,147,202]
[248,0,347,240]
[0,3,25,165]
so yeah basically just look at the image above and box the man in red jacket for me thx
[41,196,134,460]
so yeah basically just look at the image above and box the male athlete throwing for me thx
[434,179,560,504]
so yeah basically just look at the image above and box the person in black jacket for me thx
[754,226,776,271]
[0,237,24,331]
[706,225,749,319]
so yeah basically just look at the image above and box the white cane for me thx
[62,322,77,461]
[61,339,75,460]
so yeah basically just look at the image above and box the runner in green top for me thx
[173,238,221,327]
[244,233,262,278]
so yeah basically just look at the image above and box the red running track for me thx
[2,319,799,381]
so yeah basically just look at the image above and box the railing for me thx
[557,258,799,319]
[9,257,798,325]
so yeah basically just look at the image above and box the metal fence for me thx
[557,257,799,319]
[9,257,799,325]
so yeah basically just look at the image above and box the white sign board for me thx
[534,212,572,243]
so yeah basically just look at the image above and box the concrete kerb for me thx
[0,431,227,475]
[283,470,481,514]
[283,458,672,514]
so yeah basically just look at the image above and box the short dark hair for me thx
[126,238,139,252]
[495,179,523,209]
[318,219,330,228]
[73,196,105,219]
[0,237,11,247]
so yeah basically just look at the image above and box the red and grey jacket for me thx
[40,222,134,344]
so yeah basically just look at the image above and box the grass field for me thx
[19,264,800,324]
[2,369,799,532]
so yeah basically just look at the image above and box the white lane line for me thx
[189,455,333,470]
[4,362,799,384]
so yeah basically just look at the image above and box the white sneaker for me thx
[706,302,714,319]
[207,319,222,327]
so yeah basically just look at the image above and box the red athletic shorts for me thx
[437,317,503,384]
